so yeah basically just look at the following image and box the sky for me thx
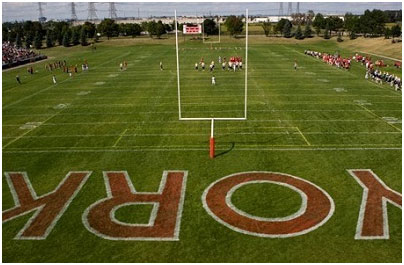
[2,2,402,22]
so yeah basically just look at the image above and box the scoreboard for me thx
[183,24,202,34]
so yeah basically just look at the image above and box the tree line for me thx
[2,8,401,49]
[261,9,401,40]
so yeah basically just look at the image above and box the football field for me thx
[2,37,402,262]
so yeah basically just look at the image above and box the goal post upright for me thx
[244,9,248,119]
[175,10,182,119]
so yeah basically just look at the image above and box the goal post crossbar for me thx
[179,118,246,121]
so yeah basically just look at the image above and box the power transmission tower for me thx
[278,2,284,20]
[296,2,300,14]
[38,2,47,22]
[287,2,292,16]
[71,2,78,21]
[109,2,117,19]
[88,2,98,21]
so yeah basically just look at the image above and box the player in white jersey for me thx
[52,75,57,84]
[211,75,216,85]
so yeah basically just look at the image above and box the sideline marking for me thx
[358,51,402,62]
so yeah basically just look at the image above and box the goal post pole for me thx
[210,118,215,159]
[175,10,182,119]
[244,8,248,119]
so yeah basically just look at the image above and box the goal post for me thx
[175,9,249,158]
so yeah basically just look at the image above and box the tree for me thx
[82,21,96,38]
[3,28,9,42]
[130,24,142,37]
[72,28,80,45]
[97,19,119,39]
[25,32,34,49]
[155,21,166,38]
[262,21,272,37]
[203,19,218,35]
[295,25,303,39]
[391,24,401,39]
[312,13,325,29]
[323,23,330,39]
[384,27,391,39]
[306,10,315,25]
[34,32,42,49]
[46,31,54,48]
[282,20,292,38]
[325,16,344,35]
[15,33,22,47]
[224,16,244,37]
[349,30,357,40]
[8,30,17,43]
[274,18,288,35]
[80,28,87,46]
[62,32,70,47]
[304,23,312,38]
[337,32,343,42]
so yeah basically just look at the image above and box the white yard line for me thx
[3,131,401,139]
[3,146,401,154]
[6,101,401,110]
[358,51,401,62]
[3,108,401,117]
[2,119,394,127]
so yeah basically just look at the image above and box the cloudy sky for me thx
[2,2,402,22]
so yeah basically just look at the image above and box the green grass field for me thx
[2,36,402,262]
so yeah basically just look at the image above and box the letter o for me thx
[202,172,335,238]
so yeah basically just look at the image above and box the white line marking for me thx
[347,169,402,240]
[358,51,402,62]
[2,147,401,154]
